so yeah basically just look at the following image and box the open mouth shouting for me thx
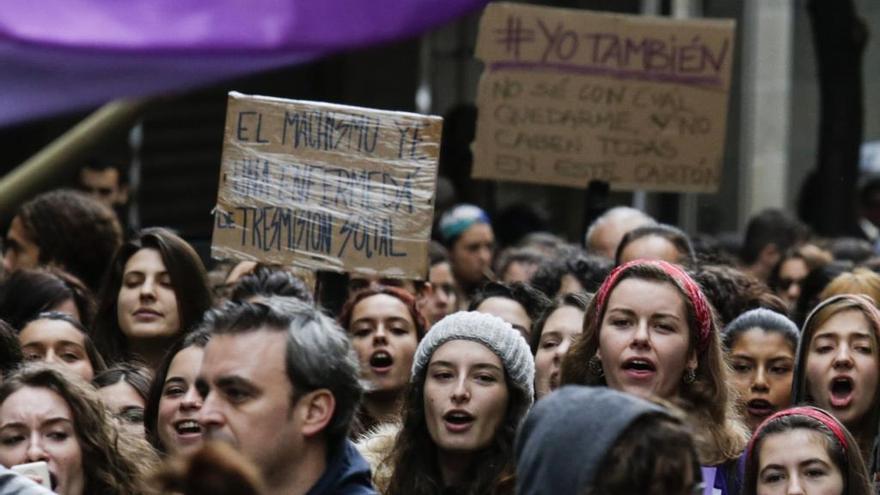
[622,357,657,379]
[443,409,475,433]
[369,350,394,374]
[746,398,775,418]
[829,375,855,409]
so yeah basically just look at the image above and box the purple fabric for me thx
[0,0,487,126]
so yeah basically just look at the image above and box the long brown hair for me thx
[561,261,747,465]
[384,353,526,494]
[0,364,158,494]
[93,227,211,364]
[793,294,880,463]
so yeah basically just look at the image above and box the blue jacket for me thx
[306,439,377,495]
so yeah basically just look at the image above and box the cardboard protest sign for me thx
[472,3,735,192]
[212,92,442,279]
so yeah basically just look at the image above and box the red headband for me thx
[746,407,849,459]
[594,260,712,353]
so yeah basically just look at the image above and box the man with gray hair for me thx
[196,297,375,495]
[584,206,655,259]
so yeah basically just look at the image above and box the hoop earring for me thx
[588,355,604,377]
[683,368,696,384]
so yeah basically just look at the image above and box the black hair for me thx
[469,281,551,334]
[721,308,799,352]
[229,264,313,304]
[494,247,546,281]
[15,189,122,291]
[740,209,807,265]
[0,268,95,330]
[93,227,211,364]
[144,329,212,453]
[0,319,22,378]
[22,311,108,376]
[614,224,696,267]
[530,247,612,298]
[530,292,591,354]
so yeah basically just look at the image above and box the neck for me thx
[265,438,327,495]
[437,448,475,488]
[362,390,403,424]
[128,336,177,369]
[846,415,876,462]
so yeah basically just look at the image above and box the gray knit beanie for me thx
[412,311,535,403]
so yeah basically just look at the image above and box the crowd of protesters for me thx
[3,168,880,495]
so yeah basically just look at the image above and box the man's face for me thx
[196,329,306,481]
[3,215,40,274]
[79,167,127,207]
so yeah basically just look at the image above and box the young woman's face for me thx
[348,294,419,394]
[806,309,879,429]
[597,278,695,400]
[97,380,145,438]
[19,319,94,381]
[424,340,509,454]
[157,346,204,454]
[534,305,585,400]
[0,386,85,495]
[117,248,180,340]
[756,428,844,495]
[426,262,458,325]
[777,258,809,309]
[729,328,795,432]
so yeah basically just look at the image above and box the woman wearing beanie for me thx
[382,311,534,495]
[561,260,748,494]
[791,294,880,480]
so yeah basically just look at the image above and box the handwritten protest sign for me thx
[472,3,735,192]
[212,92,442,279]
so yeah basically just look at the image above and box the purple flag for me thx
[0,0,488,126]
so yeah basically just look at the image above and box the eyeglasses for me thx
[777,277,803,291]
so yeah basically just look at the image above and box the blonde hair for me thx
[819,268,880,305]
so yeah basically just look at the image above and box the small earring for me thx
[683,368,696,384]
[588,355,604,377]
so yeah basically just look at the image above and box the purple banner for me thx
[0,0,488,126]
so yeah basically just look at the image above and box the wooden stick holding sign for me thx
[472,3,735,193]
[212,92,442,280]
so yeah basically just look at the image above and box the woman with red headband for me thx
[743,406,872,495]
[561,259,747,494]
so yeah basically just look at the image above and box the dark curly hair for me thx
[530,247,611,298]
[691,264,788,327]
[15,189,122,291]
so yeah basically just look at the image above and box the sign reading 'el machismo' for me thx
[212,92,442,279]
[472,3,736,192]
